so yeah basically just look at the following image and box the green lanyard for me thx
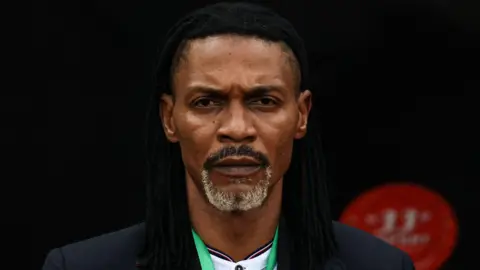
[192,228,279,270]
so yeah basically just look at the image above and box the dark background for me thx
[29,0,479,269]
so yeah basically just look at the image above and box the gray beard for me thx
[200,167,272,212]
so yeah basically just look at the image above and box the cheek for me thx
[174,111,217,170]
[271,140,294,178]
[255,111,297,176]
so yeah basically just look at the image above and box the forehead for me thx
[173,35,296,92]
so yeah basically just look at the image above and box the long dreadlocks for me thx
[139,2,337,270]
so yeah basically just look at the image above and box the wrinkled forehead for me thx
[171,35,299,95]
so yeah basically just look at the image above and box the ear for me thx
[295,90,312,139]
[159,94,179,143]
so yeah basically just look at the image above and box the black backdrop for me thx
[31,0,479,269]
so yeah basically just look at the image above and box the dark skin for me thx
[160,34,312,261]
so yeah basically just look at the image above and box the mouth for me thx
[211,157,262,177]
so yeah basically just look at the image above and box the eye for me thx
[250,97,278,107]
[192,98,221,108]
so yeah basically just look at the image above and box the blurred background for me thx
[29,0,479,269]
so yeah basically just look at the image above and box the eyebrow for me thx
[186,84,285,97]
[247,85,284,97]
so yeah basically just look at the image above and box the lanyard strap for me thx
[192,228,279,270]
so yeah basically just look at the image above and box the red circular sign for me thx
[339,183,458,270]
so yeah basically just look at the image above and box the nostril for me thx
[218,134,256,143]
[218,134,232,142]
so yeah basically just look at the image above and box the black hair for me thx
[139,2,337,270]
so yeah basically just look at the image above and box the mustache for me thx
[203,145,270,170]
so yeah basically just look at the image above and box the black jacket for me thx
[43,221,415,270]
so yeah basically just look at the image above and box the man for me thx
[43,2,415,270]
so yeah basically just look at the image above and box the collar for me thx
[208,241,274,270]
[206,239,273,262]
[189,217,290,270]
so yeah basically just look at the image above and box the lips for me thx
[211,157,262,177]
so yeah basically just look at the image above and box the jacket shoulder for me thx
[333,222,414,270]
[43,223,145,270]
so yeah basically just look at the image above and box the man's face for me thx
[161,35,311,212]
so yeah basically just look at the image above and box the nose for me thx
[217,102,256,143]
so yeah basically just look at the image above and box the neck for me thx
[187,177,282,262]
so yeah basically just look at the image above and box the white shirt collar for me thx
[207,241,277,270]
[210,246,276,270]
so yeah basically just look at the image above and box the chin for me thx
[203,181,269,212]
[212,199,265,212]
[200,168,271,212]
